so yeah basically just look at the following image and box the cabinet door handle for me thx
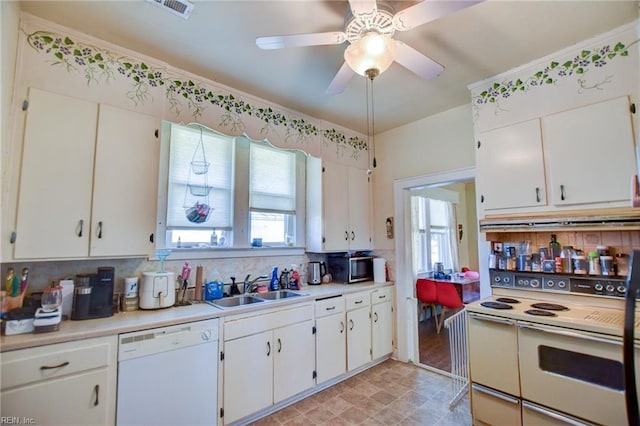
[374,312,379,323]
[344,231,349,241]
[535,187,540,203]
[93,384,100,407]
[480,195,484,203]
[97,221,103,239]
[351,231,355,241]
[266,341,271,357]
[349,319,354,330]
[560,184,566,201]
[355,300,363,304]
[77,219,84,237]
[325,306,336,311]
[339,321,345,333]
[40,361,70,370]
[149,233,154,243]
[277,338,282,353]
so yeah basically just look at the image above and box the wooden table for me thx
[432,277,480,304]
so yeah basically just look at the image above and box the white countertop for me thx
[0,281,393,352]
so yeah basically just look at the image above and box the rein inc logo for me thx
[1,418,35,424]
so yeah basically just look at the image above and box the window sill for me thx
[151,246,306,261]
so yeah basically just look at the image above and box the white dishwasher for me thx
[116,318,219,425]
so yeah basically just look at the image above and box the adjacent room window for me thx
[411,195,460,274]
[158,121,305,251]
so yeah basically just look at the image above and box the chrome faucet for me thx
[243,274,268,293]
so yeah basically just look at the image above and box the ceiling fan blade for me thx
[326,62,355,95]
[393,1,483,31]
[256,32,347,50]
[348,0,377,17]
[393,40,444,80]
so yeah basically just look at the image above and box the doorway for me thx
[410,181,478,370]
[392,167,482,373]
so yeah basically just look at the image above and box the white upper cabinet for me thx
[476,119,547,211]
[476,96,637,215]
[306,158,372,252]
[542,96,637,207]
[14,88,98,259]
[13,88,159,259]
[90,104,159,257]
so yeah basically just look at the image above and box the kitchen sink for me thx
[207,295,265,309]
[254,290,308,300]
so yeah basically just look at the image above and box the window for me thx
[157,122,306,254]
[249,143,296,246]
[411,195,459,274]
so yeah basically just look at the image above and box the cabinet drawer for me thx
[1,335,117,390]
[224,303,314,341]
[371,287,393,305]
[315,297,345,318]
[345,292,371,310]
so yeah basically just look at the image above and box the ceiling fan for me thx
[256,0,482,95]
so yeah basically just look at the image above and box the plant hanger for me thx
[184,124,213,224]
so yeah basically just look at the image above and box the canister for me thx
[600,256,614,276]
[616,253,629,277]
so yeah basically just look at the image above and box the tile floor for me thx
[250,359,471,425]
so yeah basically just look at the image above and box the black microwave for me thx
[328,256,374,284]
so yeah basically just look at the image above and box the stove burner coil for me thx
[496,297,520,304]
[481,301,514,310]
[530,302,569,311]
[525,309,557,317]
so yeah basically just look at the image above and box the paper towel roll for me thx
[373,258,386,283]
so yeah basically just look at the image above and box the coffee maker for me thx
[71,267,114,320]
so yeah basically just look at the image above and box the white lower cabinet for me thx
[371,287,393,359]
[346,291,372,371]
[315,296,347,384]
[222,304,315,424]
[0,336,117,425]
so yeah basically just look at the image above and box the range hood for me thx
[479,207,640,232]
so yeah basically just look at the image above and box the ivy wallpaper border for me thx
[25,29,368,159]
[472,39,639,115]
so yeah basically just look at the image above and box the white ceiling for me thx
[18,1,639,134]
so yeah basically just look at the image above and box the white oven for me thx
[466,284,640,426]
[518,321,640,426]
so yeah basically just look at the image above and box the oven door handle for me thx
[518,322,624,346]
[471,384,520,405]
[468,312,515,326]
[522,401,594,426]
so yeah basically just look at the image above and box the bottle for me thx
[279,269,289,290]
[290,266,300,290]
[588,251,601,275]
[210,230,218,247]
[549,234,561,260]
[269,266,279,291]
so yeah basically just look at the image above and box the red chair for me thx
[416,279,438,330]
[434,282,464,334]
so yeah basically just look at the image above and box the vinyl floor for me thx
[250,359,471,425]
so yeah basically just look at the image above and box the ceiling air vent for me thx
[146,0,194,19]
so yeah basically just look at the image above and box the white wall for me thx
[371,104,476,251]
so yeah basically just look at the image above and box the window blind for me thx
[249,143,296,213]
[166,123,234,228]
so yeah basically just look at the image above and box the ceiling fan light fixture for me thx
[344,32,396,76]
